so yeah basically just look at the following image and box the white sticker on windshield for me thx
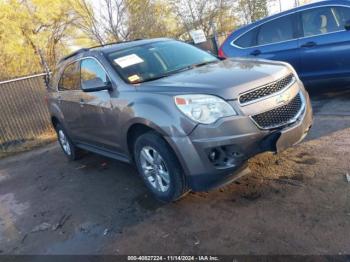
[114,54,144,68]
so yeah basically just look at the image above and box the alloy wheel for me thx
[140,146,170,192]
[58,129,71,156]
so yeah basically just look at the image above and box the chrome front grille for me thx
[251,93,304,129]
[239,74,295,105]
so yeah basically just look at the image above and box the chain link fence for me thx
[0,73,54,153]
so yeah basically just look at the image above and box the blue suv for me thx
[219,0,350,85]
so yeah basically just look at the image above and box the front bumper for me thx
[166,86,313,192]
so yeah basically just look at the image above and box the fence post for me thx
[210,22,219,55]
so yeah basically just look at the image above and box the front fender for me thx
[122,94,197,137]
[119,94,197,155]
[48,99,66,128]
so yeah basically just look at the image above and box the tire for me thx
[55,123,83,161]
[133,131,189,202]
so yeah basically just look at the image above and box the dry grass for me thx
[0,131,56,159]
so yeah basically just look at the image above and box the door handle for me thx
[301,41,317,48]
[250,50,261,56]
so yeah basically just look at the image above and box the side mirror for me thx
[81,78,112,92]
[345,20,350,31]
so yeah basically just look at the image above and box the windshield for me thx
[107,40,219,84]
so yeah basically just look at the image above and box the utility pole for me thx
[278,0,282,12]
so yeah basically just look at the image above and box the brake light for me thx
[218,47,226,59]
[218,31,236,58]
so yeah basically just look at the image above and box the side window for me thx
[80,58,109,90]
[334,6,350,28]
[234,29,257,48]
[58,62,80,91]
[301,7,343,37]
[257,15,295,45]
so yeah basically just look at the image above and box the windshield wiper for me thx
[138,60,219,83]
[192,60,219,68]
[140,65,194,83]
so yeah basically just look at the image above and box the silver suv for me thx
[48,38,313,202]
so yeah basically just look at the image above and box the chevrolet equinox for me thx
[48,38,313,202]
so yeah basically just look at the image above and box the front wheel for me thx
[134,132,189,202]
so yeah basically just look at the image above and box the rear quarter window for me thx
[234,29,257,48]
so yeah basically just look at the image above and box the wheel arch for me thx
[125,119,168,162]
[51,116,60,129]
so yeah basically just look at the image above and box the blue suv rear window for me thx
[234,29,257,48]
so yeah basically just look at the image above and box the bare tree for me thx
[125,0,179,39]
[19,0,79,69]
[238,0,268,24]
[73,0,131,44]
[169,0,236,38]
[73,0,106,45]
[102,0,130,41]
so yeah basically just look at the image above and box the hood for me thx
[137,58,292,100]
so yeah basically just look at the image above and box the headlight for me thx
[174,94,237,124]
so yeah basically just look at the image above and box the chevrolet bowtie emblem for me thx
[276,92,291,104]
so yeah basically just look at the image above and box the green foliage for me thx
[0,0,90,80]
[0,0,296,80]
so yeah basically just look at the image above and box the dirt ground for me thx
[0,86,349,255]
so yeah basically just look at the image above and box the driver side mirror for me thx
[81,78,112,92]
[345,20,350,31]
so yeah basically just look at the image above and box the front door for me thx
[57,61,84,140]
[78,58,121,152]
[249,14,301,73]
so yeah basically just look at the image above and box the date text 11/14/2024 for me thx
[127,256,220,261]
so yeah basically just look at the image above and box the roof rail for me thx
[58,39,144,64]
[89,38,144,50]
[58,48,90,63]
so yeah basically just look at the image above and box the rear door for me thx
[58,61,84,140]
[253,14,301,72]
[298,5,350,81]
[232,14,301,73]
[79,58,121,151]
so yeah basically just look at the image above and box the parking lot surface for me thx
[0,86,350,255]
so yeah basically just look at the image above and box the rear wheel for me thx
[134,132,189,202]
[55,123,83,161]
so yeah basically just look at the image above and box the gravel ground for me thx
[0,86,349,255]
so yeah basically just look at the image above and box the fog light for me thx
[232,152,243,157]
[209,149,219,162]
